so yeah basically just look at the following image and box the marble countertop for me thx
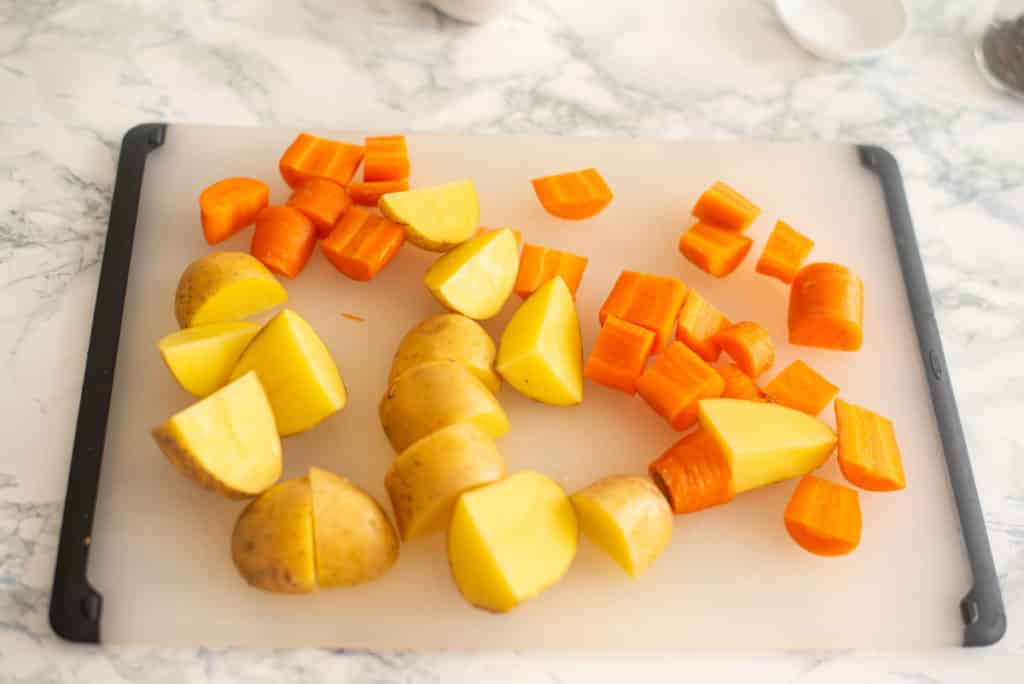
[1,0,1021,681]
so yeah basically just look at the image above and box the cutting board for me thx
[49,125,1005,649]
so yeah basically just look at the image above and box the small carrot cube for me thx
[717,363,767,402]
[598,271,687,354]
[279,132,364,189]
[636,341,724,431]
[764,360,839,416]
[583,315,655,395]
[199,177,270,245]
[531,168,613,220]
[250,206,318,279]
[649,430,735,514]
[679,221,753,277]
[835,399,906,491]
[347,180,410,207]
[756,220,815,284]
[676,289,730,362]
[321,206,406,282]
[286,177,351,238]
[514,244,589,299]
[364,135,410,182]
[692,180,760,232]
[713,321,774,378]
[784,475,862,556]
[789,262,864,351]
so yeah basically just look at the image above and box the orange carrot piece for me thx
[678,221,753,277]
[713,322,774,378]
[279,132,365,189]
[598,271,687,354]
[531,168,613,220]
[717,363,768,402]
[784,475,862,556]
[340,313,365,322]
[347,179,410,207]
[636,341,725,431]
[321,206,406,282]
[691,181,760,232]
[764,360,839,416]
[676,289,730,362]
[835,399,906,491]
[199,177,269,245]
[250,206,318,279]
[649,430,735,514]
[756,220,814,284]
[788,262,864,351]
[286,177,351,238]
[363,135,409,181]
[514,244,589,299]
[583,315,655,395]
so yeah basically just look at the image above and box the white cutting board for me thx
[90,127,971,649]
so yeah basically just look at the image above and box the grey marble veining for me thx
[0,0,1022,681]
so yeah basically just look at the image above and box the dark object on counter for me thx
[980,16,1024,95]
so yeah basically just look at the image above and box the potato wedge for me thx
[158,321,260,397]
[423,228,519,320]
[379,180,479,251]
[388,313,500,394]
[174,252,287,328]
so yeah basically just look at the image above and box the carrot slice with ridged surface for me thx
[713,321,774,378]
[531,168,613,220]
[199,177,269,245]
[835,399,906,491]
[756,220,814,284]
[676,289,730,362]
[348,180,409,207]
[583,315,655,395]
[250,206,318,279]
[649,430,735,514]
[679,221,753,277]
[514,244,589,299]
[717,363,767,402]
[364,135,409,181]
[636,341,724,431]
[279,132,364,188]
[784,475,862,556]
[598,271,687,354]
[691,181,760,232]
[286,177,351,238]
[321,206,406,282]
[764,360,838,416]
[789,262,864,351]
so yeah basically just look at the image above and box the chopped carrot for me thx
[713,322,774,378]
[531,168,613,220]
[691,181,760,232]
[764,360,839,416]
[199,177,269,245]
[788,262,864,351]
[286,177,351,238]
[363,135,409,182]
[514,244,589,299]
[321,206,406,282]
[598,271,687,354]
[636,341,724,431]
[478,226,523,252]
[649,430,735,513]
[678,221,753,277]
[835,399,906,491]
[583,315,655,395]
[340,313,365,322]
[250,206,318,279]
[717,363,768,402]
[347,179,410,207]
[784,475,862,556]
[676,289,730,362]
[279,132,365,189]
[756,220,814,284]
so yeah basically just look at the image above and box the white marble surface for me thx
[0,0,1021,681]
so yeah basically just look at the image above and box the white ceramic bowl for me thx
[775,0,909,62]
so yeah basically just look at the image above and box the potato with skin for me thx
[174,252,287,328]
[423,228,520,320]
[158,321,260,397]
[151,372,281,498]
[388,313,500,393]
[571,475,672,578]
[385,423,505,540]
[379,180,479,251]
[379,361,509,453]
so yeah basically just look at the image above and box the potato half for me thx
[174,251,287,328]
[388,313,501,394]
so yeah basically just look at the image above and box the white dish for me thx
[775,0,909,62]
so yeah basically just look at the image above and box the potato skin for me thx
[174,251,286,328]
[388,313,500,394]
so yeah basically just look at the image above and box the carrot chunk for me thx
[756,220,814,284]
[514,244,589,299]
[691,181,760,232]
[531,168,613,220]
[363,135,409,181]
[320,206,406,282]
[676,289,730,362]
[286,177,351,238]
[789,262,864,351]
[348,179,409,207]
[598,271,687,354]
[717,363,768,402]
[279,132,364,188]
[250,206,318,279]
[636,341,724,431]
[764,360,839,416]
[199,177,269,245]
[649,430,735,514]
[583,315,655,395]
[784,475,862,556]
[679,221,753,277]
[835,399,906,491]
[713,321,774,378]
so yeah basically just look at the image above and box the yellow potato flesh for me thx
[423,228,519,320]
[151,371,282,498]
[385,423,505,540]
[448,470,577,613]
[379,179,479,251]
[174,251,287,328]
[571,475,672,578]
[158,321,260,397]
[697,398,837,493]
[229,309,347,436]
[388,313,500,394]
[496,277,583,406]
[231,477,316,593]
